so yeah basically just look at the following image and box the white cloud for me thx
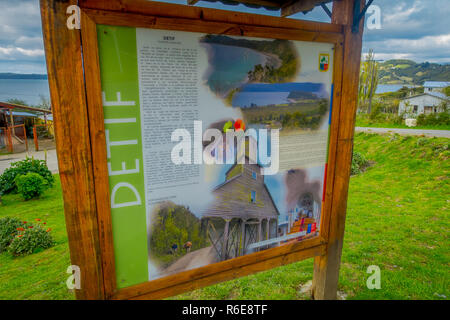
[0,46,44,60]
[383,0,423,24]
[15,36,44,49]
[363,33,450,63]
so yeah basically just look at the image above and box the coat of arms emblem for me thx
[319,53,329,72]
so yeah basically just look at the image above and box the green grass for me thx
[0,176,74,300]
[174,133,450,300]
[0,133,448,300]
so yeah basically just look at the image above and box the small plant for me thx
[15,173,47,200]
[351,151,369,175]
[7,222,54,256]
[416,137,429,147]
[0,157,54,195]
[0,217,23,253]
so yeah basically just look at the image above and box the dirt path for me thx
[161,246,219,277]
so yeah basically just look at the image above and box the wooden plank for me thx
[319,37,344,243]
[312,0,365,300]
[80,11,117,299]
[128,243,325,300]
[40,0,104,299]
[281,0,330,17]
[79,0,343,34]
[191,0,283,8]
[86,9,343,44]
[0,101,52,114]
[113,236,325,299]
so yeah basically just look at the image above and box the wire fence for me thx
[0,125,28,153]
[33,123,55,151]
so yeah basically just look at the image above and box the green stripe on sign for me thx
[97,25,148,288]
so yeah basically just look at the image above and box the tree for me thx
[358,49,379,114]
[444,86,450,97]
[37,95,51,110]
[7,98,27,106]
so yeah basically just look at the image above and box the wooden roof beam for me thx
[0,101,52,114]
[281,0,335,17]
[187,0,282,8]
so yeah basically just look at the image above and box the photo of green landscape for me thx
[233,82,329,130]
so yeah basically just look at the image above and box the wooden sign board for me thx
[40,0,365,300]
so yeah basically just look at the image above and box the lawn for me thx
[0,176,74,300]
[0,133,448,300]
[355,114,450,130]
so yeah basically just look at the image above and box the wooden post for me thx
[9,110,17,142]
[40,0,104,299]
[33,126,38,151]
[7,128,13,153]
[23,125,28,152]
[240,219,246,256]
[9,109,14,127]
[312,0,365,300]
[257,219,262,242]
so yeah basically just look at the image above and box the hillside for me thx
[378,59,450,85]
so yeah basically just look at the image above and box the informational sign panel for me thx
[97,25,334,288]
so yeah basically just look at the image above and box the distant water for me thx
[376,84,417,94]
[0,79,50,106]
[232,82,327,107]
[203,43,267,96]
[233,91,290,107]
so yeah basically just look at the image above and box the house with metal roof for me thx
[423,81,450,94]
[398,91,449,117]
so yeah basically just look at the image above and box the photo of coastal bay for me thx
[200,34,298,97]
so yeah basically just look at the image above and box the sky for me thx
[0,0,449,74]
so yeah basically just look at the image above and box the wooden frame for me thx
[40,0,365,300]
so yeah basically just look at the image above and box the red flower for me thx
[234,119,245,131]
[23,221,27,224]
[18,235,23,238]
[43,222,46,225]
[35,218,41,221]
[28,226,33,229]
[46,228,52,232]
[16,227,24,231]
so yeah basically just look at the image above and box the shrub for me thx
[0,217,23,253]
[0,157,54,195]
[14,173,47,200]
[416,112,450,126]
[351,161,361,176]
[416,113,427,126]
[417,137,430,146]
[7,223,54,256]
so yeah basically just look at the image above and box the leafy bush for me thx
[14,173,47,200]
[0,217,23,253]
[416,137,430,146]
[416,111,450,126]
[351,151,369,175]
[0,158,54,195]
[7,223,54,256]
